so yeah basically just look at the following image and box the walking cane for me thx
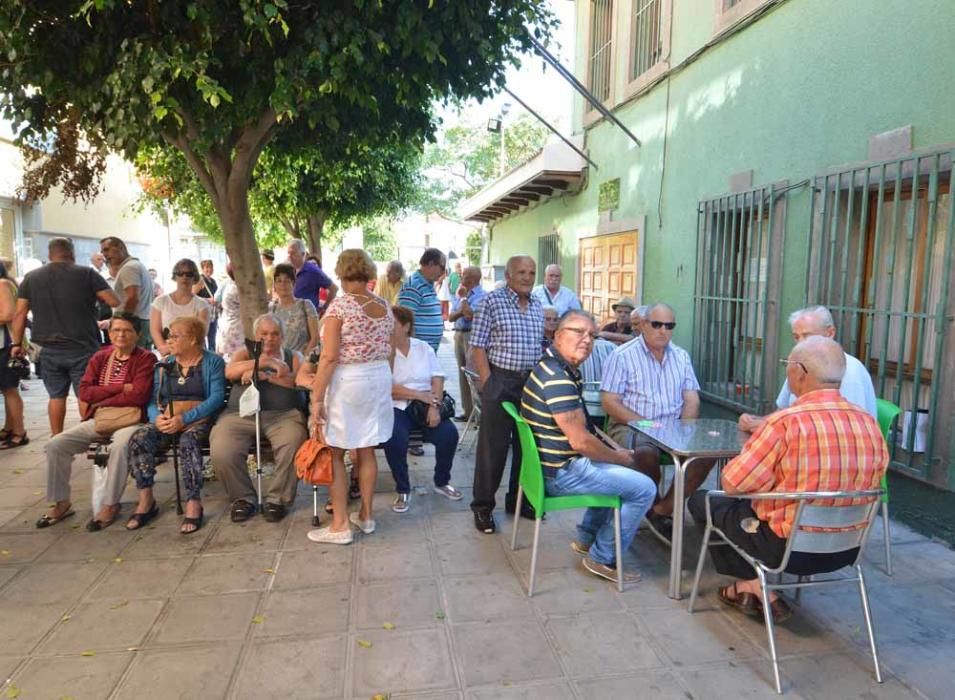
[162,358,184,515]
[249,340,264,513]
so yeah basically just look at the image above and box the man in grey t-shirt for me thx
[100,236,154,348]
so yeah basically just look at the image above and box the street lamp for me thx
[486,102,512,176]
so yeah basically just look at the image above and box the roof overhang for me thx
[459,135,587,224]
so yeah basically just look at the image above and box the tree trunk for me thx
[306,211,326,261]
[218,194,268,341]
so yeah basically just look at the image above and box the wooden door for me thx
[578,231,640,324]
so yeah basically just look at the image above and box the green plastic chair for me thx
[875,399,902,576]
[501,401,624,595]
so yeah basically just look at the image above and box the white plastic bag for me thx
[239,383,261,418]
[91,465,109,515]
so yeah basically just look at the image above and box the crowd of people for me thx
[1,237,890,620]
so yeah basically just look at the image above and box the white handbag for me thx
[239,382,261,418]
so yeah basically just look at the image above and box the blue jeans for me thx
[546,457,656,567]
[39,346,93,399]
[383,407,458,494]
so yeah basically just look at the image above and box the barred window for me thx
[693,186,786,413]
[588,0,614,105]
[537,232,560,284]
[631,0,664,80]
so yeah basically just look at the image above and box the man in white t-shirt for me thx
[100,236,155,348]
[531,264,581,316]
[739,305,878,432]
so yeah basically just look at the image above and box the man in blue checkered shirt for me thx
[469,255,544,534]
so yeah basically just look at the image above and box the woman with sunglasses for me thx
[150,258,211,357]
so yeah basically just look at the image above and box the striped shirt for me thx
[600,335,700,420]
[398,271,443,352]
[521,347,595,470]
[469,286,544,372]
[722,389,888,538]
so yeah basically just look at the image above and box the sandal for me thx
[87,505,121,532]
[718,583,763,618]
[125,502,159,530]
[230,499,257,523]
[181,506,204,535]
[348,481,361,500]
[0,433,29,450]
[324,499,334,514]
[35,507,75,529]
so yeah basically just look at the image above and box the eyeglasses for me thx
[167,334,187,341]
[173,271,196,278]
[559,326,599,340]
[780,358,808,373]
[648,321,677,330]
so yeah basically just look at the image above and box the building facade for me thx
[464,0,955,488]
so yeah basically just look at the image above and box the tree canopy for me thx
[0,0,554,333]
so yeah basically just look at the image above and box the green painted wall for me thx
[491,0,954,361]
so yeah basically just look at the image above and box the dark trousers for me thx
[206,320,218,352]
[688,490,859,579]
[471,367,527,514]
[384,407,459,493]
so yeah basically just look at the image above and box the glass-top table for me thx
[628,418,748,598]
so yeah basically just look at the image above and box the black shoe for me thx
[453,414,469,423]
[473,511,496,534]
[645,511,673,543]
[262,502,287,523]
[408,445,425,457]
[505,497,540,521]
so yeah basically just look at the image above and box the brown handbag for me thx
[165,400,205,425]
[294,437,333,486]
[94,406,141,435]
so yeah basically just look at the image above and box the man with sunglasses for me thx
[600,302,709,540]
[738,306,877,432]
[522,310,656,583]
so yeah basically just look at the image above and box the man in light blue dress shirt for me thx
[531,264,582,316]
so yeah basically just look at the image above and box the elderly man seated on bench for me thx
[210,313,308,523]
[522,310,656,584]
[688,336,888,623]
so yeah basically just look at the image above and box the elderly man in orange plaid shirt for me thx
[688,336,887,623]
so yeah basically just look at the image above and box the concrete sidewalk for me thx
[0,335,952,699]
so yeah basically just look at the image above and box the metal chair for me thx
[502,401,624,596]
[688,489,884,694]
[875,399,902,575]
[458,367,482,452]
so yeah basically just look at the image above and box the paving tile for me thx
[205,516,290,553]
[435,537,512,576]
[575,670,690,699]
[509,538,588,575]
[526,568,626,615]
[727,597,855,657]
[354,510,431,547]
[0,656,23,684]
[431,511,483,543]
[359,540,433,583]
[0,565,22,590]
[468,682,575,699]
[355,579,441,630]
[780,652,919,699]
[452,620,562,687]
[176,552,276,595]
[152,592,259,645]
[271,547,354,590]
[639,608,761,665]
[36,530,135,562]
[0,531,62,564]
[0,602,68,655]
[677,661,799,699]
[0,510,23,528]
[878,639,955,699]
[866,583,955,644]
[234,636,345,700]
[121,521,214,559]
[1,560,108,604]
[444,572,534,623]
[865,541,955,587]
[87,556,194,601]
[116,642,242,700]
[0,486,46,510]
[351,628,457,697]
[37,598,166,654]
[545,611,664,676]
[255,586,349,637]
[12,651,133,699]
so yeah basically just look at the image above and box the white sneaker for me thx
[349,511,376,534]
[307,526,354,545]
[392,493,411,513]
[433,484,463,500]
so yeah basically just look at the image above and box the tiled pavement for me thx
[0,334,953,699]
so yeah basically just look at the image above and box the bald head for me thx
[462,265,482,286]
[787,336,846,397]
[505,255,536,297]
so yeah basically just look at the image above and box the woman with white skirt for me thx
[309,249,394,544]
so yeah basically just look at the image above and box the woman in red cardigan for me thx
[36,312,156,531]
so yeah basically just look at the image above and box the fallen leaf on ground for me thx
[382,622,395,630]
[263,568,274,574]
[113,557,123,563]
[126,647,139,652]
[0,550,10,557]
[371,694,391,700]
[61,615,72,622]
[71,524,80,529]
[434,611,445,620]
[5,683,20,698]
[12,468,23,474]
[80,651,95,657]
[110,600,128,610]
[251,615,265,624]
[356,639,373,649]
[33,490,42,495]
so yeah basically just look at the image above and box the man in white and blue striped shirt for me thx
[398,248,446,352]
[600,303,711,539]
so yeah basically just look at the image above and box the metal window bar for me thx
[632,0,663,80]
[589,0,614,104]
[537,233,560,285]
[693,185,782,413]
[807,150,955,482]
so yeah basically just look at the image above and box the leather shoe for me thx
[473,511,496,534]
[504,498,539,521]
[453,414,469,423]
[408,445,425,457]
[645,511,673,542]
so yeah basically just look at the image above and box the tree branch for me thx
[162,131,219,208]
[230,107,278,193]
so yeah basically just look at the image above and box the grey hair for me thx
[632,305,649,317]
[645,302,675,317]
[541,304,559,316]
[505,254,535,275]
[788,305,834,330]
[287,239,307,254]
[791,336,846,384]
[253,313,286,338]
[557,309,595,330]
[386,260,404,275]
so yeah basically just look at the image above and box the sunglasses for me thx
[174,271,196,278]
[648,321,677,330]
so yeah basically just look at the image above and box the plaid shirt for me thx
[722,389,888,538]
[469,286,544,372]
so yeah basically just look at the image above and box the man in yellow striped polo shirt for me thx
[520,310,656,584]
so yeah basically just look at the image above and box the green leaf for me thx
[356,639,373,649]
[209,93,220,108]
[264,4,278,18]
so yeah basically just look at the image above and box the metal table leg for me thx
[668,455,691,599]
